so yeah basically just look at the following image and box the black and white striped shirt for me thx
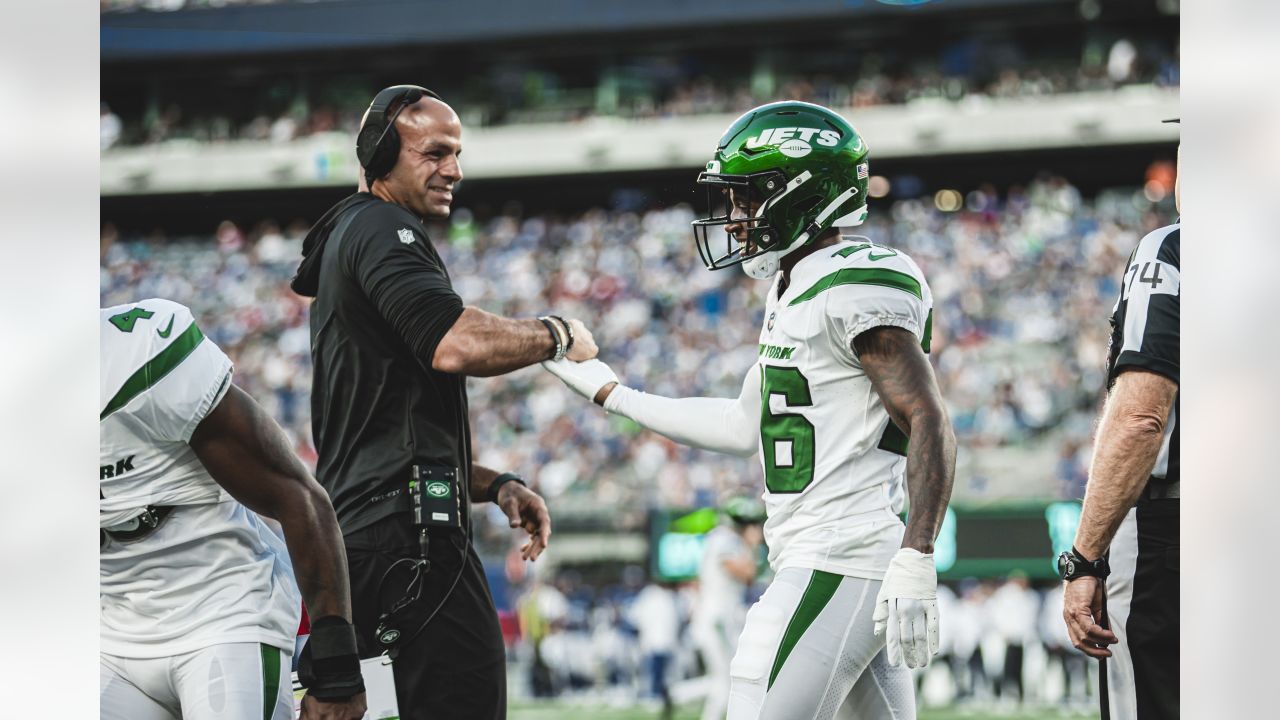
[1107,220,1180,492]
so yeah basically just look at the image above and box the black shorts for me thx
[1107,498,1179,719]
[344,514,506,720]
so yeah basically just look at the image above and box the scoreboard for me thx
[651,501,1083,582]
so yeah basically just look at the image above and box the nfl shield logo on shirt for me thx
[397,228,415,244]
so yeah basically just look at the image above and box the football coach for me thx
[292,85,598,720]
[1061,133,1180,719]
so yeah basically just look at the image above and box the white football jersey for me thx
[754,239,933,579]
[692,525,750,629]
[100,299,300,658]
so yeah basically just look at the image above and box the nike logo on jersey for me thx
[156,316,175,338]
[833,244,898,261]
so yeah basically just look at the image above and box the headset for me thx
[355,85,442,187]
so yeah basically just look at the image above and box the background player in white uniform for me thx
[544,101,956,720]
[100,298,366,720]
[692,498,765,720]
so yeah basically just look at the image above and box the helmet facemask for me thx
[693,167,819,280]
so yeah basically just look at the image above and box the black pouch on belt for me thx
[103,506,175,543]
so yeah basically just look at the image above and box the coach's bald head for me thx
[359,95,463,220]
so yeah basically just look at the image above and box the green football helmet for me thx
[692,101,870,279]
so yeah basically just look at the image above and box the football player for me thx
[691,497,765,720]
[100,298,365,720]
[544,101,955,719]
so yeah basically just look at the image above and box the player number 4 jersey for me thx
[100,299,299,658]
[755,239,934,578]
[101,299,232,523]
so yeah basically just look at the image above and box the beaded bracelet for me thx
[549,315,574,355]
[538,316,566,361]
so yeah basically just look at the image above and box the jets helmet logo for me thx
[745,127,842,159]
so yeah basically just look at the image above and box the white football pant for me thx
[728,567,916,720]
[101,642,293,720]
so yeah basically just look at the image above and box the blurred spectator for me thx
[517,574,570,697]
[101,34,1178,146]
[1039,584,1089,706]
[1056,439,1089,500]
[1107,39,1138,83]
[987,572,1040,703]
[101,103,122,150]
[952,582,990,701]
[628,581,681,712]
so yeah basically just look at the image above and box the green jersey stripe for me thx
[261,643,281,720]
[100,321,205,421]
[768,570,842,689]
[788,267,922,307]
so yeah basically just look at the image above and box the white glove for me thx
[873,548,940,669]
[541,358,619,403]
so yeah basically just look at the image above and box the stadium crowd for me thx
[100,36,1176,148]
[100,174,1175,529]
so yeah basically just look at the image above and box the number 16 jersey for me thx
[754,239,934,579]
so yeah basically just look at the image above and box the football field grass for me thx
[508,701,1097,720]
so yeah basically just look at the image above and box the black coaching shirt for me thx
[294,193,469,534]
[1106,219,1180,489]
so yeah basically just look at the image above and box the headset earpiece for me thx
[355,85,441,184]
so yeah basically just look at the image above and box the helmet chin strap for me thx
[742,191,868,280]
[741,230,811,280]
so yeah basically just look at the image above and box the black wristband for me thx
[550,315,574,354]
[298,616,365,701]
[488,472,526,503]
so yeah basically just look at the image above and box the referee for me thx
[1061,136,1180,719]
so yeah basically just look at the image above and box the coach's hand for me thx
[1062,576,1117,658]
[497,481,552,561]
[300,692,366,720]
[873,548,940,669]
[542,358,619,406]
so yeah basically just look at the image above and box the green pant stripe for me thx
[260,644,281,720]
[768,570,843,689]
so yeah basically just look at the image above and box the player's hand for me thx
[542,358,619,405]
[300,692,367,720]
[1062,576,1117,658]
[873,548,940,669]
[496,481,552,561]
[563,318,598,361]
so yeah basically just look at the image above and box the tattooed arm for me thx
[190,384,353,622]
[854,326,956,552]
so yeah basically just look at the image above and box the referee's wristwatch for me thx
[1057,546,1110,581]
